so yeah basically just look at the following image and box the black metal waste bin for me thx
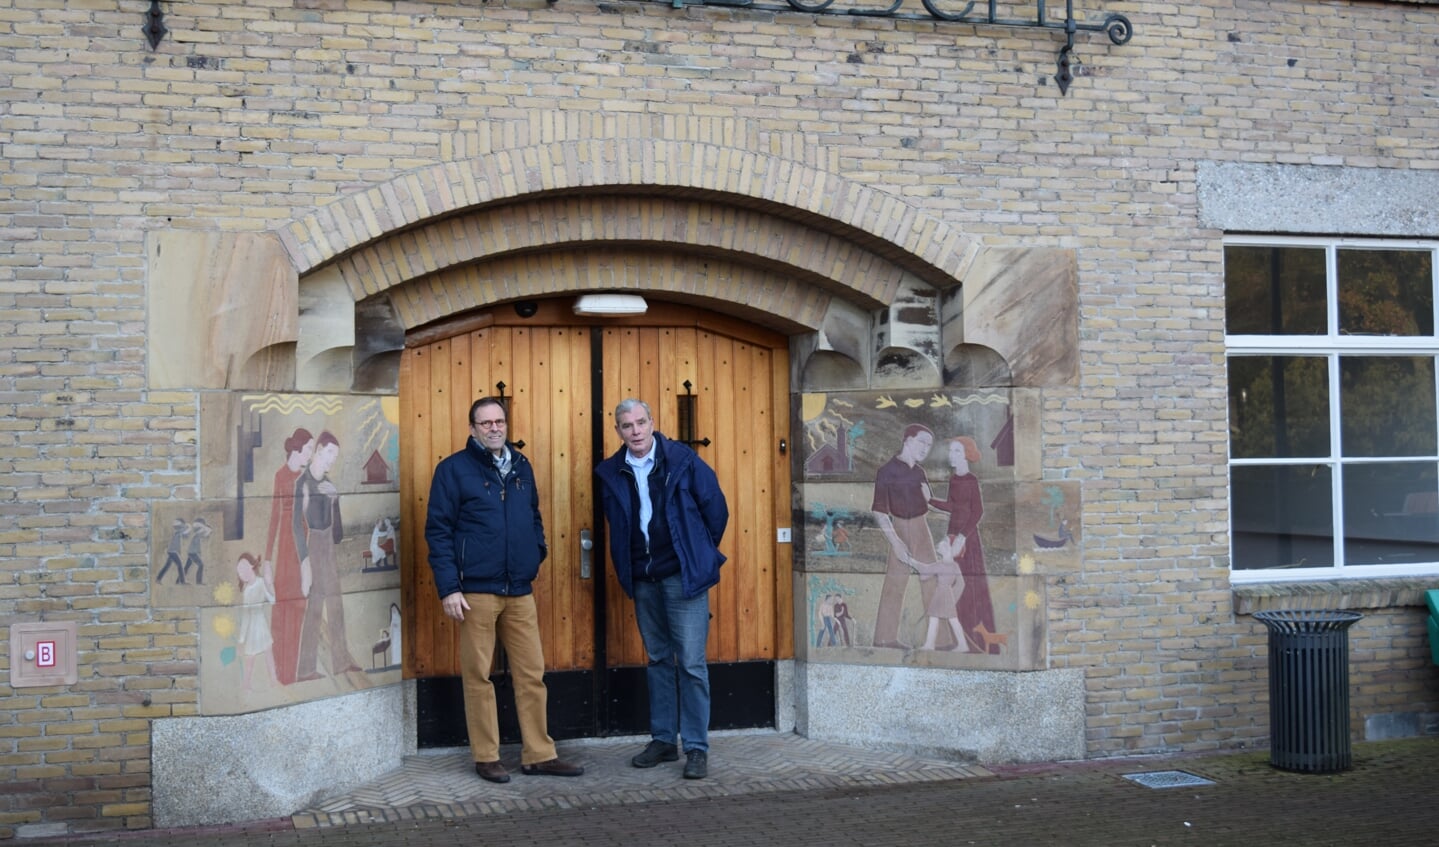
[1253,609,1363,773]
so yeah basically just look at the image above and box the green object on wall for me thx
[1427,590,1439,667]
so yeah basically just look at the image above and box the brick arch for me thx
[277,139,981,301]
[339,195,917,321]
[387,246,839,333]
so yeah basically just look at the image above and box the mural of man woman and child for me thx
[232,427,399,693]
[870,424,1001,655]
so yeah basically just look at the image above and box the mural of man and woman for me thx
[241,427,363,689]
[814,591,855,647]
[871,424,1000,654]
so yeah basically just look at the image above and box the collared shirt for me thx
[624,441,657,544]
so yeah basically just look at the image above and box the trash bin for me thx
[1253,609,1363,773]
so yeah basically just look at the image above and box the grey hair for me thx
[614,398,652,421]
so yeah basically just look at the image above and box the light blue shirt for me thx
[624,442,657,544]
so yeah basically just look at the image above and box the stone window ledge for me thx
[1233,577,1438,616]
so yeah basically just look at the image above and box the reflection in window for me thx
[1228,356,1329,459]
[1337,249,1434,337]
[1231,465,1334,570]
[1342,462,1439,566]
[1339,356,1436,458]
[1226,238,1439,579]
[1225,245,1326,335]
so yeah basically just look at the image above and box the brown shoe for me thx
[520,757,584,777]
[475,760,510,783]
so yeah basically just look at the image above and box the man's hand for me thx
[441,592,470,622]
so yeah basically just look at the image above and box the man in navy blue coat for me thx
[595,398,729,780]
[425,397,583,784]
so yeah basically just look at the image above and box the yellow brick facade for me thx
[3,0,1439,837]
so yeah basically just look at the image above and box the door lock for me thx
[579,528,594,579]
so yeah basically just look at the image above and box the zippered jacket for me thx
[425,438,547,598]
[595,432,728,600]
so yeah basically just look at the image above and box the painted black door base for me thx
[416,660,776,748]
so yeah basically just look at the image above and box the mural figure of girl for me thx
[235,552,280,692]
[913,537,967,652]
[928,436,1000,654]
[292,430,362,681]
[263,427,314,685]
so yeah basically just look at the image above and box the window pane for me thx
[1339,356,1436,457]
[1225,245,1327,335]
[1228,356,1330,459]
[1342,462,1439,566]
[1230,464,1334,570]
[1337,249,1434,337]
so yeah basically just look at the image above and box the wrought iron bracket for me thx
[645,0,1133,95]
[494,382,525,450]
[677,381,712,448]
[144,0,168,50]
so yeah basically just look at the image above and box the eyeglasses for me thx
[472,419,507,429]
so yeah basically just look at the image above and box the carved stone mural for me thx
[154,392,404,713]
[796,390,1080,671]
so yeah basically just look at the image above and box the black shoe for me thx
[475,760,510,783]
[520,757,584,777]
[631,740,679,768]
[683,749,708,779]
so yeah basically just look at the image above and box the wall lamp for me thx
[573,294,648,316]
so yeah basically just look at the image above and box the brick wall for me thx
[3,0,1439,836]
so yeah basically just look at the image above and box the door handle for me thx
[579,528,594,579]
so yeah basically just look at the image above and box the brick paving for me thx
[290,731,987,829]
[24,734,1439,846]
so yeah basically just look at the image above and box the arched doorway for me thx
[398,299,793,743]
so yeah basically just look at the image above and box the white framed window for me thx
[1225,236,1439,582]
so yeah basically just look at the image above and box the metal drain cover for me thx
[1121,770,1216,789]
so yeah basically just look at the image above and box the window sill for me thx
[1233,576,1437,616]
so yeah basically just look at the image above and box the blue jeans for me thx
[633,573,711,753]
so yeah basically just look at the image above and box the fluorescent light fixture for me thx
[573,294,648,316]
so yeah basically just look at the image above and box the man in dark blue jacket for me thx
[595,398,728,780]
[425,397,583,784]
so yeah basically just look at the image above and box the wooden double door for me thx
[398,301,793,745]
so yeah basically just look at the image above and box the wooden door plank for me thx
[598,328,625,665]
[600,326,645,668]
[740,343,774,658]
[429,339,461,675]
[399,348,425,678]
[770,349,795,660]
[531,327,562,667]
[706,330,741,662]
[725,337,754,660]
[510,328,553,661]
[555,327,595,668]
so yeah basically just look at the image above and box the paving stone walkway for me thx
[25,735,1439,846]
[292,731,990,828]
